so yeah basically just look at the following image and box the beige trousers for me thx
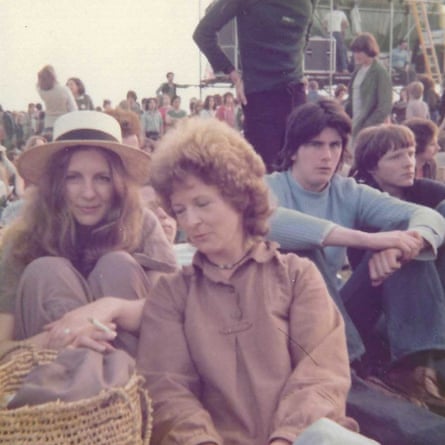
[14,251,151,356]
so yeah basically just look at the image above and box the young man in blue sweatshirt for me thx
[266,99,445,440]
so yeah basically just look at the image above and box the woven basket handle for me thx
[138,382,152,445]
[0,341,35,363]
[111,376,152,445]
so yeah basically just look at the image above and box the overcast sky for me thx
[1,0,215,111]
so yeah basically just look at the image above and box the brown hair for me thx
[403,117,438,154]
[276,99,351,171]
[105,108,142,140]
[37,65,57,91]
[352,124,415,182]
[350,32,380,58]
[0,146,143,276]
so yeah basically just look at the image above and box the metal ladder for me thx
[409,0,442,84]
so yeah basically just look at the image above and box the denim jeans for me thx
[342,250,445,366]
[296,248,445,444]
[348,372,445,445]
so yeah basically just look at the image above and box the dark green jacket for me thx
[193,0,318,95]
[347,59,392,137]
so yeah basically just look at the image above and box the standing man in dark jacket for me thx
[193,0,317,172]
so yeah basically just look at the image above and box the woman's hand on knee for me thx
[43,298,118,348]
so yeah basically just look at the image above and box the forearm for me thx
[323,226,370,248]
[0,312,14,342]
[0,310,51,353]
[268,207,337,250]
[112,298,145,333]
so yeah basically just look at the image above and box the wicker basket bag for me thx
[0,345,152,445]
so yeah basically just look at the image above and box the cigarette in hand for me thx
[88,317,115,335]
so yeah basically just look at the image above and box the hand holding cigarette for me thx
[88,317,116,335]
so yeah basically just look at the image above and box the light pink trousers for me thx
[14,251,152,356]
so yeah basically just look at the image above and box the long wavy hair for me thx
[67,77,86,96]
[0,146,144,276]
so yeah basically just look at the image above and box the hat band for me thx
[56,129,119,143]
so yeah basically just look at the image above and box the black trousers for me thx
[243,82,306,172]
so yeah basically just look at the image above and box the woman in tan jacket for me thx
[136,118,377,445]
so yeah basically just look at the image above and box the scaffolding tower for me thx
[409,0,442,84]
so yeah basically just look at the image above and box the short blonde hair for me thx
[407,81,424,100]
[150,118,272,237]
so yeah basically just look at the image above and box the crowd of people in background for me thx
[4,3,445,440]
[0,66,248,220]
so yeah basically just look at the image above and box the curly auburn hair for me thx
[150,117,272,238]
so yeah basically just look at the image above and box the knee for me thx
[92,251,144,284]
[21,256,72,282]
[294,418,376,445]
[297,418,338,443]
[89,251,149,300]
[435,199,445,218]
[94,251,138,273]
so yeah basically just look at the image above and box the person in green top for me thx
[193,0,317,172]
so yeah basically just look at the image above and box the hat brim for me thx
[17,140,151,185]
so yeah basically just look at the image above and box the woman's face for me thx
[64,148,114,226]
[419,137,440,162]
[66,79,79,96]
[371,146,416,194]
[141,186,177,244]
[170,174,246,264]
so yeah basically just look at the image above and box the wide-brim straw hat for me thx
[17,110,150,185]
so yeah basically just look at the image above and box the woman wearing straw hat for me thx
[0,110,177,356]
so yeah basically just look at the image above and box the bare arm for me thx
[44,297,144,342]
[323,226,423,254]
[0,312,53,352]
